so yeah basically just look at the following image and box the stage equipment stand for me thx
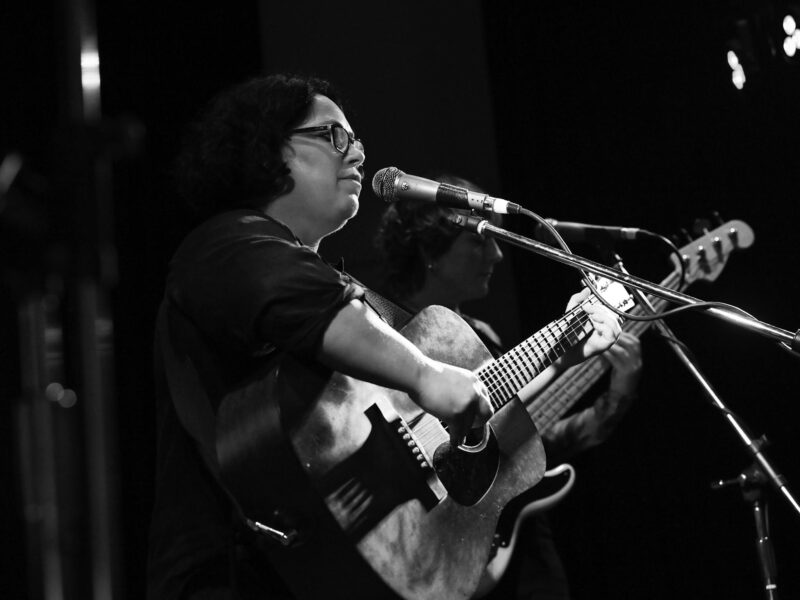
[611,255,796,515]
[10,0,132,598]
[712,464,779,600]
[611,254,785,599]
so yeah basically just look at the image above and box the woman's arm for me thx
[318,299,494,444]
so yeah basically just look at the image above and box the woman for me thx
[375,180,642,599]
[149,74,620,599]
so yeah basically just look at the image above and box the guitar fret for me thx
[524,268,685,433]
[479,307,595,413]
[483,362,513,404]
[517,342,541,378]
[527,336,547,372]
[505,349,530,389]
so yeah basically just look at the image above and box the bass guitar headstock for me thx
[672,219,754,285]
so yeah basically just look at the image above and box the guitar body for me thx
[473,464,576,598]
[217,305,546,600]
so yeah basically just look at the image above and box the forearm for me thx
[317,299,432,396]
[317,299,492,440]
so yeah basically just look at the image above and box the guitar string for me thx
[410,310,593,450]
[481,308,592,410]
[526,268,680,427]
[413,307,598,449]
[481,312,588,409]
[479,305,584,392]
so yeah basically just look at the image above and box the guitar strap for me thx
[362,285,413,330]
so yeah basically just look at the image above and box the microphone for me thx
[534,218,644,244]
[371,167,521,214]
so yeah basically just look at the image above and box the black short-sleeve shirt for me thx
[148,209,363,600]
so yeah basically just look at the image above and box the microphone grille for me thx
[371,166,403,202]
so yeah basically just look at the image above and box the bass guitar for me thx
[216,279,632,600]
[474,219,754,597]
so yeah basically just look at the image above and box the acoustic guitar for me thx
[216,278,632,600]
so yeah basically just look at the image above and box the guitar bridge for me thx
[320,404,446,541]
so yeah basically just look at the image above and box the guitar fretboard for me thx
[478,305,595,412]
[524,268,681,431]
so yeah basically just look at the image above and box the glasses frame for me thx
[290,124,364,156]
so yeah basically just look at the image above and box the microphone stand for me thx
[450,214,800,352]
[611,254,799,519]
[613,252,785,598]
[713,464,780,600]
[450,214,800,519]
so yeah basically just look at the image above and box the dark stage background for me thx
[3,1,800,598]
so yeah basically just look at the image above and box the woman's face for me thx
[281,94,365,243]
[430,229,504,306]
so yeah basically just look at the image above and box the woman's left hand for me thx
[564,288,622,361]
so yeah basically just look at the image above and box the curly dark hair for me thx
[374,174,489,299]
[374,199,461,300]
[174,73,343,217]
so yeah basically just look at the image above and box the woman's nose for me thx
[346,141,366,168]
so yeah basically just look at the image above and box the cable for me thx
[640,230,686,290]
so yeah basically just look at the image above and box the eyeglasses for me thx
[290,124,365,156]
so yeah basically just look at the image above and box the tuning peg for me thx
[692,218,711,237]
[696,243,708,263]
[711,210,724,226]
[678,227,693,244]
[728,225,739,247]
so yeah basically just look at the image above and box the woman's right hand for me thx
[411,360,494,445]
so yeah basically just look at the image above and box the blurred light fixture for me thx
[727,49,747,89]
[780,10,800,58]
[725,20,759,90]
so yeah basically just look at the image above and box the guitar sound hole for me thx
[461,425,488,450]
[432,429,499,506]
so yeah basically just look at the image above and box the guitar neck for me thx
[524,268,681,431]
[478,305,594,412]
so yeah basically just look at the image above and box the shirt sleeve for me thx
[168,213,364,360]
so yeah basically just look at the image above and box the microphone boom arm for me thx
[451,214,800,352]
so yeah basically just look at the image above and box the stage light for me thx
[783,14,796,35]
[726,43,752,90]
[782,14,798,56]
[722,3,800,93]
[732,64,747,89]
[784,36,797,56]
[776,4,800,62]
[725,19,759,90]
